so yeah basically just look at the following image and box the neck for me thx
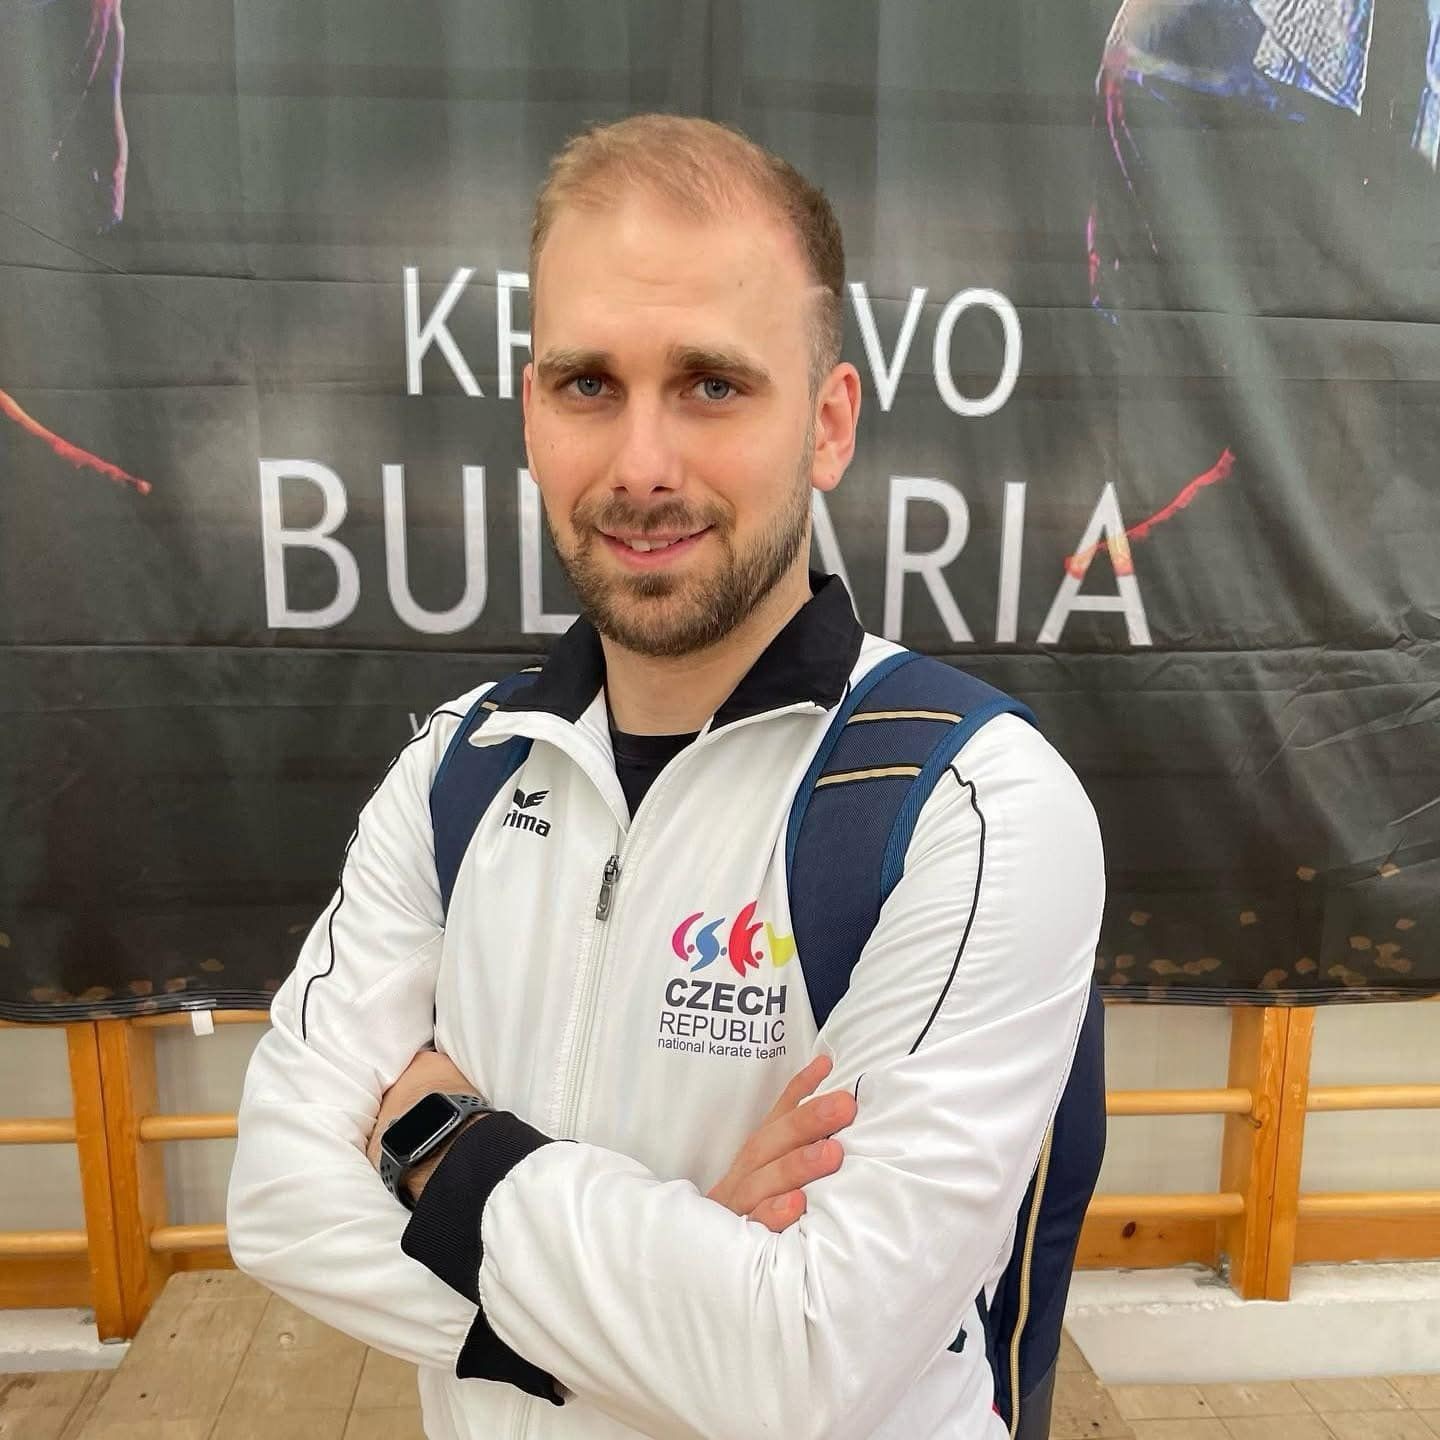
[602,564,813,735]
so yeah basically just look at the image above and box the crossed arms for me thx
[227,710,1103,1440]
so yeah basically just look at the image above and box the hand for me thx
[366,1049,481,1178]
[707,1054,858,1233]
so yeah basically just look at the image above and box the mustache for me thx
[573,495,730,538]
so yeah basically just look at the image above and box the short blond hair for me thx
[530,114,845,388]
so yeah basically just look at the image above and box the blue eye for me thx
[573,376,604,398]
[699,377,733,401]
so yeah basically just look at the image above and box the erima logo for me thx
[502,787,551,837]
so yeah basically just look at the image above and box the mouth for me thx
[598,526,712,569]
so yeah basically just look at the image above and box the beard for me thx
[546,431,815,660]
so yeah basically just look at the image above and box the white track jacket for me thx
[227,576,1105,1440]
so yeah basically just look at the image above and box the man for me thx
[228,114,1104,1440]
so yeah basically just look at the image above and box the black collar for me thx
[500,571,863,729]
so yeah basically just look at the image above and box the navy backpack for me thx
[430,652,1106,1440]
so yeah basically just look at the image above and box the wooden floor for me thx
[0,1271,423,1440]
[3,1271,1440,1439]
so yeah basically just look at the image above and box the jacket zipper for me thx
[549,700,824,1142]
[595,853,621,921]
[558,834,623,1138]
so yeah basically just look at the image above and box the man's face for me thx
[523,189,828,658]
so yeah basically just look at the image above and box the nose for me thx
[609,392,682,501]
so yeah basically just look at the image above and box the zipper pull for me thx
[595,854,622,921]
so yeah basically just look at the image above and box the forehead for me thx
[533,190,812,368]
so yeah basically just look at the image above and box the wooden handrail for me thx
[1086,1193,1246,1221]
[1307,1085,1440,1113]
[144,1197,1253,1261]
[126,1086,1260,1149]
[1108,1087,1252,1117]
[1297,1191,1440,1218]
[151,1198,1261,1257]
[0,1229,89,1257]
[140,1097,1256,1138]
[7,1007,1185,1028]
[151,1223,227,1254]
[139,1114,237,1142]
[0,1117,77,1145]
[132,1010,270,1029]
[0,1011,269,1030]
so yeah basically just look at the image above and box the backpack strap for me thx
[786,650,1037,1030]
[786,652,1106,1440]
[430,669,542,915]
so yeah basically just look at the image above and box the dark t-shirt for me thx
[607,712,698,818]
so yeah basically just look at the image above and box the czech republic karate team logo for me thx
[658,901,792,1060]
[670,901,796,976]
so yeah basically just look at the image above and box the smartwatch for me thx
[379,1091,490,1209]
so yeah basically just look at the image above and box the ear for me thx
[521,361,536,473]
[809,362,862,495]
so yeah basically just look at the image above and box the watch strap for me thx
[380,1092,488,1207]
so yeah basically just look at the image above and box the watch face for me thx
[384,1092,458,1161]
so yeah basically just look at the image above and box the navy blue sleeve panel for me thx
[400,1111,564,1405]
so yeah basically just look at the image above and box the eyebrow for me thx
[534,345,774,392]
[534,348,610,386]
[668,346,773,392]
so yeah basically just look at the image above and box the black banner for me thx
[2,0,1437,1019]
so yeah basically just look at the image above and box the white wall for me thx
[2,1001,1438,1234]
[1302,1002,1440,1191]
[1095,1002,1440,1199]
[1096,1005,1229,1194]
[153,1024,258,1227]
[0,1026,84,1232]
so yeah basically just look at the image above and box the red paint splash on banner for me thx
[1065,448,1235,579]
[0,388,151,495]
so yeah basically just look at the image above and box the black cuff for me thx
[401,1110,551,1304]
[456,1308,565,1404]
[399,1110,562,1404]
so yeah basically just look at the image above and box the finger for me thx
[761,1053,834,1126]
[748,1189,807,1233]
[760,1054,832,1126]
[743,1086,858,1174]
[736,1089,856,1181]
[729,1136,844,1219]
